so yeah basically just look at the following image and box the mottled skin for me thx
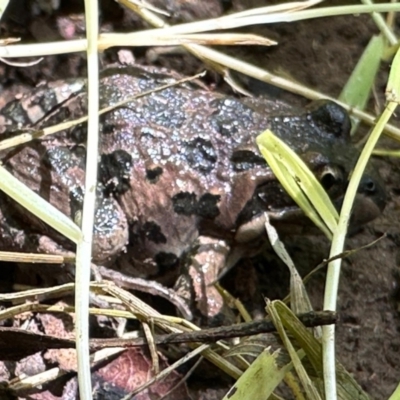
[0,65,385,320]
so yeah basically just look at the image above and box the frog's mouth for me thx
[234,173,386,243]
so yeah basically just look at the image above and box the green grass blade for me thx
[267,301,322,400]
[257,130,338,238]
[386,44,400,103]
[339,35,384,134]
[389,383,400,400]
[223,349,292,400]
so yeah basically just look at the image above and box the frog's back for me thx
[96,67,278,265]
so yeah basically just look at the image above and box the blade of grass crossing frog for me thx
[285,154,339,234]
[267,301,322,400]
[272,301,371,400]
[256,130,338,238]
[264,214,317,320]
[0,166,82,244]
[339,35,384,135]
[222,348,292,400]
[256,132,331,238]
[260,131,339,226]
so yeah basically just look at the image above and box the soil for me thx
[0,1,400,399]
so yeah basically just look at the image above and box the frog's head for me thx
[234,100,386,241]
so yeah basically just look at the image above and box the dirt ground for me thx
[1,1,400,399]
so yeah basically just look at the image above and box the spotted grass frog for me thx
[0,64,386,321]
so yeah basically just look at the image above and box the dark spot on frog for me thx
[172,192,197,216]
[1,89,65,128]
[154,252,179,272]
[70,124,87,143]
[99,150,132,195]
[0,101,30,127]
[182,138,217,173]
[101,121,114,135]
[196,194,221,219]
[141,221,167,244]
[33,90,63,116]
[100,117,134,136]
[146,166,163,183]
[209,98,255,137]
[128,220,167,248]
[236,180,293,227]
[307,100,351,139]
[71,145,87,165]
[231,149,266,171]
[172,192,220,219]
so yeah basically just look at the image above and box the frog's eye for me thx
[319,165,344,191]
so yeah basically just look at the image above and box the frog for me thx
[0,64,386,321]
